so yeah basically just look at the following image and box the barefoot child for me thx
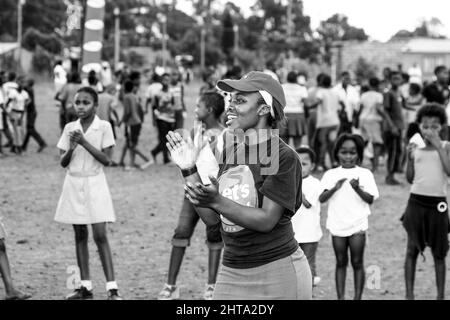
[319,134,379,300]
[55,87,122,300]
[291,146,323,287]
[403,103,450,300]
[0,220,31,300]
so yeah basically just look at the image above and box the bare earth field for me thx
[0,79,448,300]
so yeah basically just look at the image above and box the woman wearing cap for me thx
[166,72,312,300]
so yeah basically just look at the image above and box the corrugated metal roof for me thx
[0,42,19,55]
[402,38,450,54]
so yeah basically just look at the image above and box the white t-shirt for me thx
[316,88,341,128]
[54,65,67,86]
[7,90,29,112]
[145,83,163,100]
[291,175,322,243]
[408,66,422,84]
[334,84,360,120]
[321,166,379,237]
[2,82,18,97]
[282,83,308,114]
[359,91,383,122]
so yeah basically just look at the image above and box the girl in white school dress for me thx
[55,87,122,300]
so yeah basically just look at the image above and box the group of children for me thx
[1,70,450,300]
[0,71,47,156]
[291,103,450,300]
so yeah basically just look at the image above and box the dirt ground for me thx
[0,79,448,300]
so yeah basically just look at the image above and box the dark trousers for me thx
[174,110,184,130]
[316,126,338,168]
[152,119,174,163]
[23,113,46,149]
[384,130,403,175]
[299,242,319,278]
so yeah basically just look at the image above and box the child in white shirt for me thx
[291,146,322,286]
[319,134,379,300]
[55,87,122,300]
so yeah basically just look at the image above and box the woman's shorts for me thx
[213,249,312,300]
[126,124,142,147]
[280,113,306,138]
[401,193,450,259]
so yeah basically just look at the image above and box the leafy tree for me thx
[354,57,378,81]
[317,13,368,64]
[390,17,447,40]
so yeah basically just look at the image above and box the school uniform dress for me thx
[401,143,450,259]
[213,136,312,300]
[320,166,379,237]
[55,116,116,225]
[281,83,308,138]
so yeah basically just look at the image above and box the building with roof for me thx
[336,38,450,81]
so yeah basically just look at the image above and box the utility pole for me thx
[233,25,239,65]
[17,0,25,71]
[200,26,206,71]
[114,7,120,71]
[161,14,167,71]
[286,0,292,40]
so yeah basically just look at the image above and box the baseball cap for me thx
[217,71,286,119]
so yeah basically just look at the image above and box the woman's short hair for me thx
[416,103,447,125]
[333,133,365,164]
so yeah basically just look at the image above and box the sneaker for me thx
[107,289,123,300]
[203,284,215,300]
[65,287,93,300]
[385,177,401,186]
[139,159,154,170]
[157,284,180,300]
[37,143,48,153]
[313,276,321,287]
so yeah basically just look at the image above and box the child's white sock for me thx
[106,281,118,291]
[81,280,92,291]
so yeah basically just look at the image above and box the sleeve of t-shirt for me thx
[101,122,115,149]
[320,170,337,191]
[359,168,379,200]
[316,89,324,101]
[377,93,383,105]
[259,148,302,214]
[57,124,70,151]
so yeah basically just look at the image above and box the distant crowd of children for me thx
[1,64,450,301]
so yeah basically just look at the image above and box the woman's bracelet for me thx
[181,165,198,177]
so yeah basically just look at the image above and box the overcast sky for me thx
[176,0,450,42]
